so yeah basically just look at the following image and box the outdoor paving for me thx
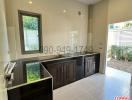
[107,59,132,74]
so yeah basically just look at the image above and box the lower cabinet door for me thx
[85,56,95,77]
[46,63,63,89]
[63,60,76,85]
[8,78,53,100]
[46,60,76,89]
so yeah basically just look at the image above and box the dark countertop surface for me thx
[15,52,99,62]
[6,52,99,90]
[6,63,52,90]
[40,52,98,62]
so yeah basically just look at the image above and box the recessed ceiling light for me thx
[28,0,33,4]
[63,9,67,13]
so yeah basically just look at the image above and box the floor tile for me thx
[54,67,131,100]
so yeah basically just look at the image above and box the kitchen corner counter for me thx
[6,63,52,90]
[7,52,99,90]
[6,52,100,100]
[6,63,53,100]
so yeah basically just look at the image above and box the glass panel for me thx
[26,62,40,83]
[22,15,39,51]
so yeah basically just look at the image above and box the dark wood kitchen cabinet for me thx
[45,60,76,89]
[42,53,100,89]
[46,62,64,89]
[63,60,76,85]
[85,56,95,77]
[94,53,100,73]
[75,56,84,81]
[7,63,53,100]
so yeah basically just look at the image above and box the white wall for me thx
[5,0,88,60]
[0,0,9,100]
[0,0,10,75]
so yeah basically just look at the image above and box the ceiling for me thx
[76,0,103,4]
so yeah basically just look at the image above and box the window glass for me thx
[22,15,39,51]
[18,10,42,54]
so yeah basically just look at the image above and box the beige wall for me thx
[0,0,10,75]
[92,0,108,73]
[5,0,88,60]
[0,75,7,100]
[5,0,132,73]
[0,0,9,99]
[108,0,132,24]
[92,0,132,73]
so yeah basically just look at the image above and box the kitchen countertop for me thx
[6,63,52,90]
[6,52,99,90]
[39,52,98,62]
[15,52,99,62]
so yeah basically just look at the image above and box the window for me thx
[18,10,43,54]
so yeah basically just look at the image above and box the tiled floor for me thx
[54,67,132,100]
[0,68,132,100]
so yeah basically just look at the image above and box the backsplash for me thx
[6,0,88,60]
